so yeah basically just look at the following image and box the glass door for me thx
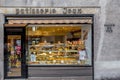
[4,27,27,79]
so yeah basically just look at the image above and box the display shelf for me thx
[39,50,78,53]
[28,42,82,65]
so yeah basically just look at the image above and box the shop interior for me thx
[7,35,22,76]
[26,24,92,65]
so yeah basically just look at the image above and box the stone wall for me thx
[101,0,120,61]
[95,0,120,79]
[1,0,99,7]
[1,0,120,80]
[0,13,4,80]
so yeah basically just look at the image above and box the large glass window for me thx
[27,24,92,66]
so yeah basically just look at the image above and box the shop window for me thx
[26,24,92,66]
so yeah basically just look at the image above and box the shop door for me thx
[4,27,27,79]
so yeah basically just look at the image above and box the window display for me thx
[27,24,92,66]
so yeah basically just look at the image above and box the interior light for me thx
[49,51,52,54]
[32,26,36,31]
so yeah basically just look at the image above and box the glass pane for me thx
[7,35,21,76]
[27,24,92,66]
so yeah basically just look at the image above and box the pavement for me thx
[95,61,120,79]
[5,76,92,80]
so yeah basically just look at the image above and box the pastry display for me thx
[28,39,87,65]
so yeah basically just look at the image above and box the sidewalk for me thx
[5,76,92,80]
[95,61,120,79]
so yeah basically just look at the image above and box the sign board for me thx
[0,7,99,14]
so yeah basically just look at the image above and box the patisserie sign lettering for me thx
[16,8,82,14]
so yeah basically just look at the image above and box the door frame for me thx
[4,26,28,79]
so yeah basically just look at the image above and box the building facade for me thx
[0,0,120,80]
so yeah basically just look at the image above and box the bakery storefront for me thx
[4,8,94,80]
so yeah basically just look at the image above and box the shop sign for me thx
[16,8,82,15]
[0,7,99,14]
[104,24,115,33]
